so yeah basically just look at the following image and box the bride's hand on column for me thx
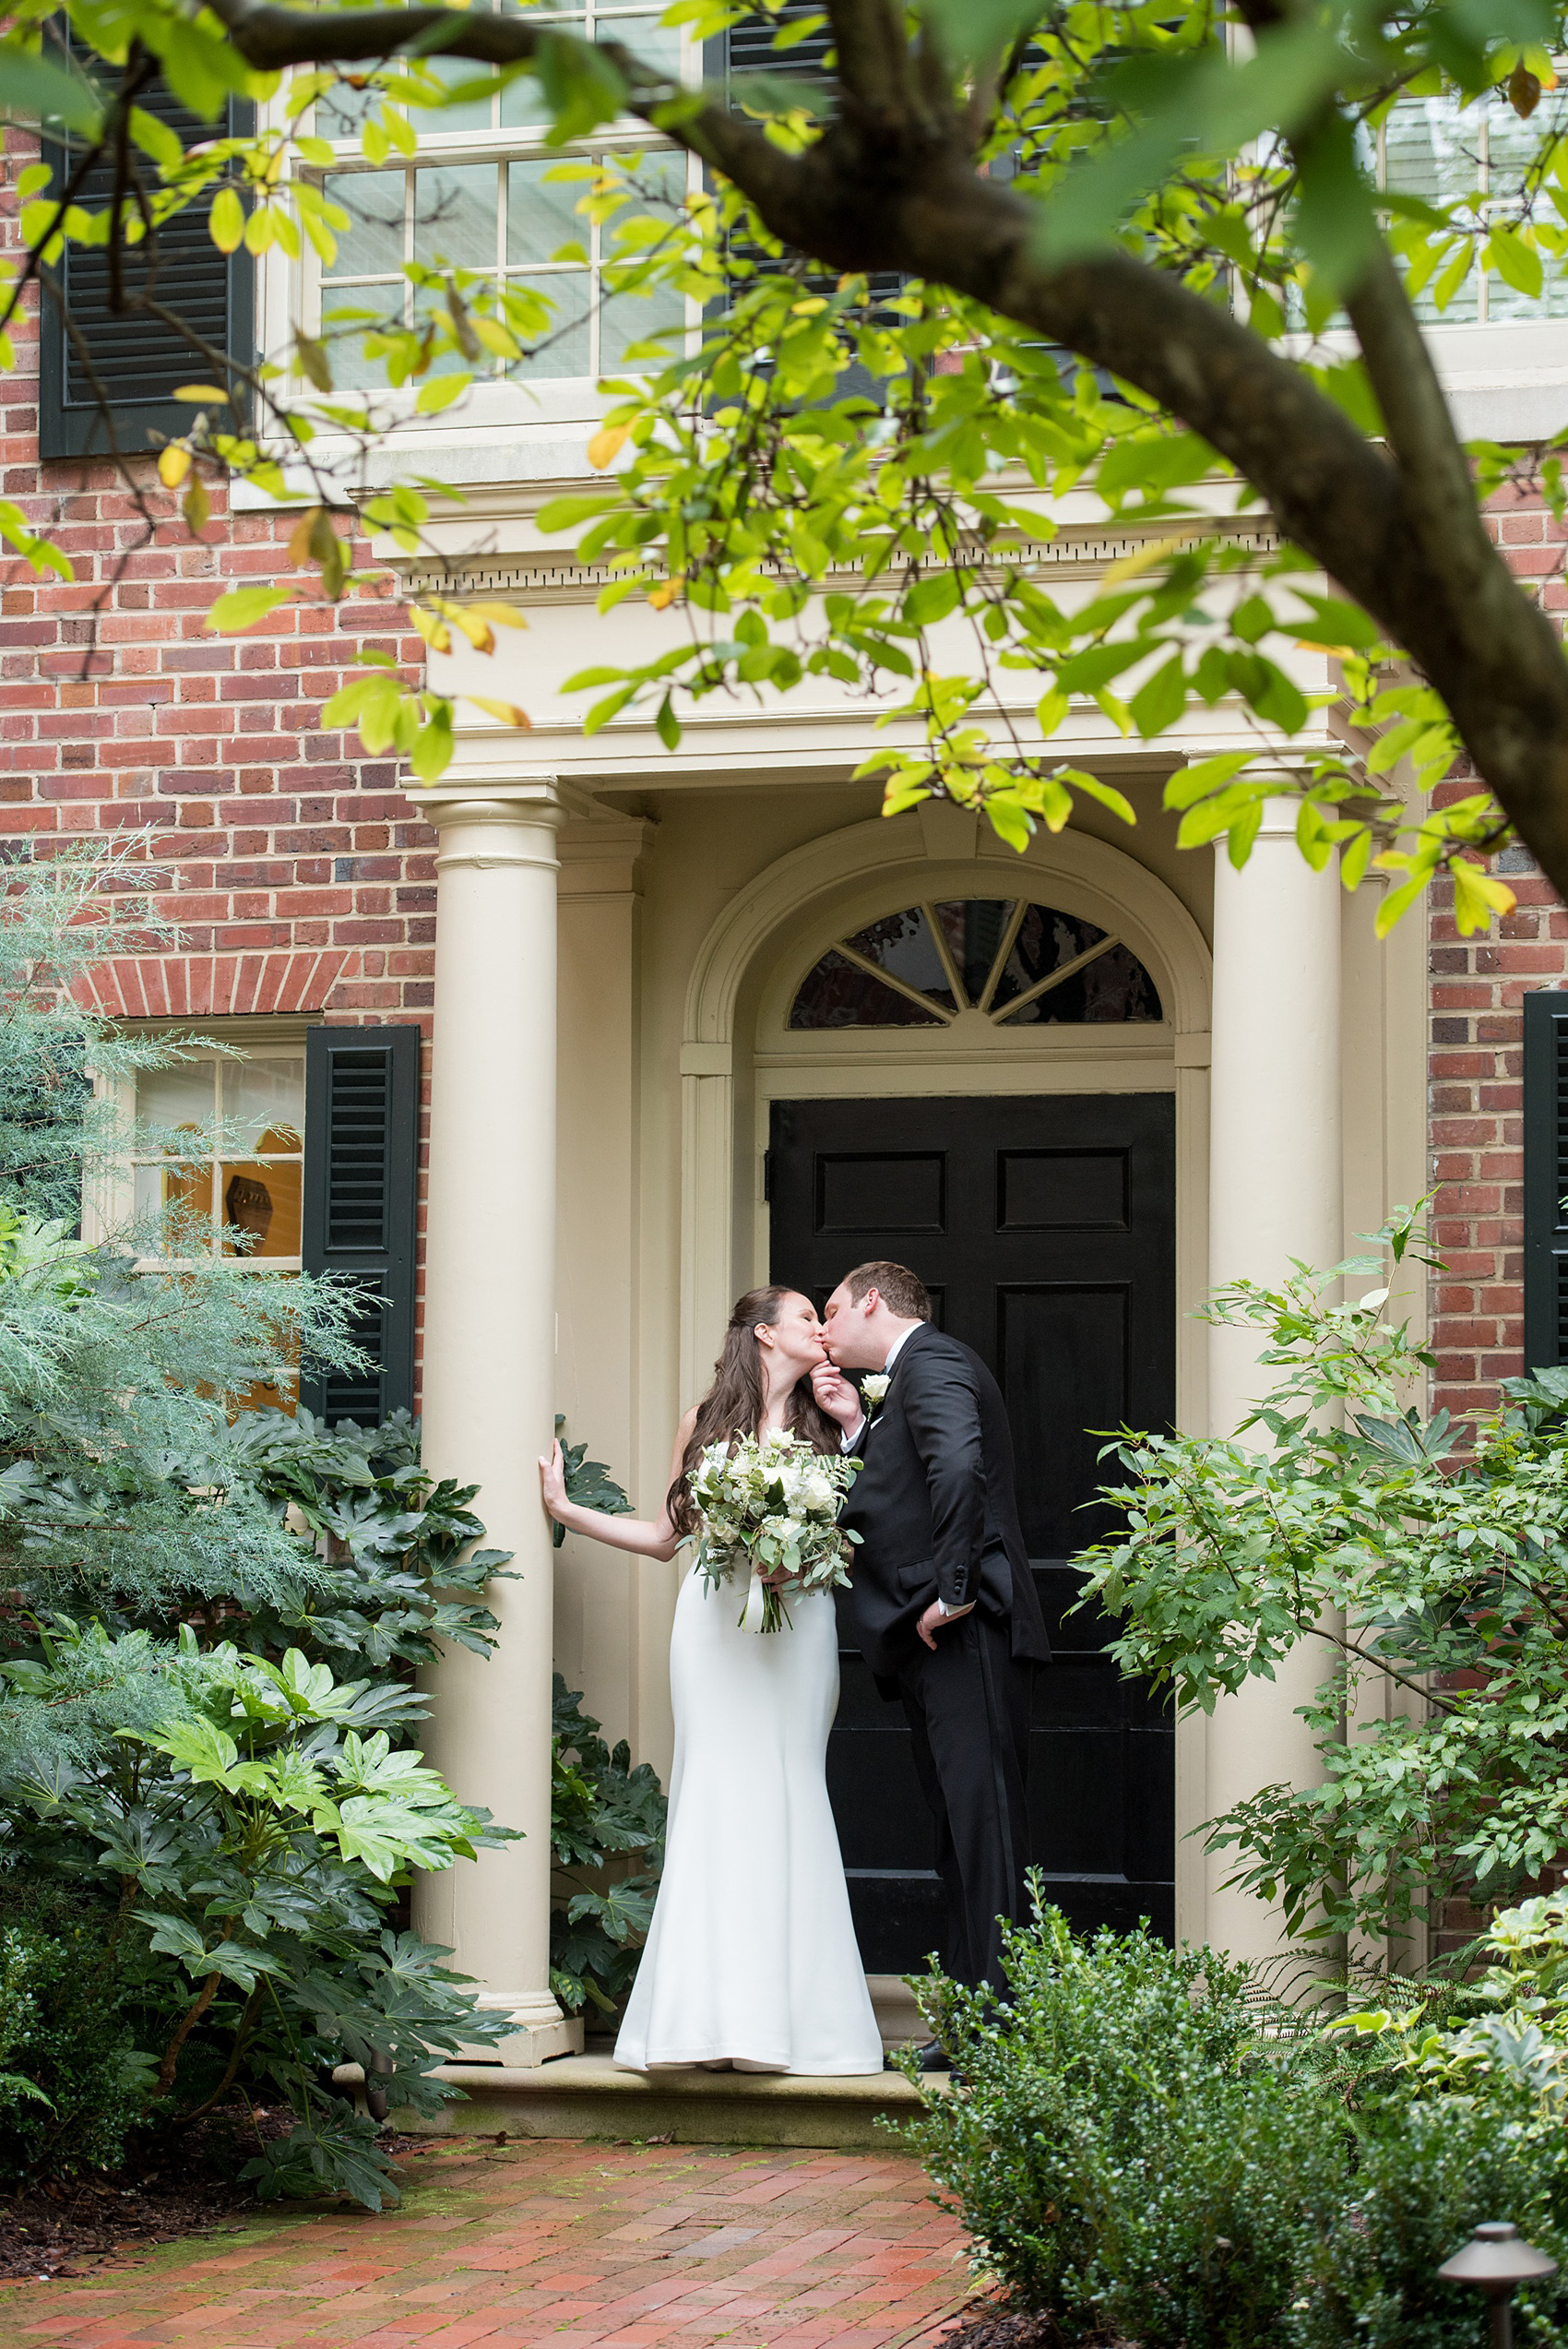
[539,1437,568,1520]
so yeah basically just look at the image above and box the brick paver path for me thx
[1,2139,981,2349]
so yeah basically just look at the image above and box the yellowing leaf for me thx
[158,444,192,489]
[209,185,244,254]
[1098,530,1201,597]
[647,575,684,610]
[174,385,229,403]
[587,423,631,469]
[1450,859,1516,934]
[447,609,494,653]
[464,696,532,729]
[288,507,324,568]
[183,476,210,534]
[409,605,453,654]
[465,602,528,632]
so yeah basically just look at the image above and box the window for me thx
[790,900,1163,1030]
[117,1027,419,1424]
[39,79,253,461]
[1380,86,1568,323]
[134,1052,304,1266]
[314,6,692,391]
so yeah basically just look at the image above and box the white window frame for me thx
[293,21,700,427]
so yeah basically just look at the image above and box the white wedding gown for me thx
[614,1559,884,2075]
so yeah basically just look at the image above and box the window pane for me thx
[409,54,498,134]
[931,899,1013,1006]
[138,1160,215,1235]
[842,908,949,1004]
[600,275,685,371]
[603,14,683,83]
[1484,93,1568,320]
[998,939,1162,1025]
[324,172,407,278]
[224,1057,304,1151]
[500,69,556,129]
[137,1062,216,1133]
[1384,93,1480,323]
[414,164,500,270]
[509,270,592,373]
[322,304,403,388]
[221,1161,303,1258]
[789,948,943,1029]
[507,160,588,264]
[990,904,1108,1013]
[316,78,380,137]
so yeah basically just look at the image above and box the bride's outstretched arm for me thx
[538,1413,695,1562]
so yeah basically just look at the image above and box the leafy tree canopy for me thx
[6,0,1568,924]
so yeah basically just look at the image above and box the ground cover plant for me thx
[906,1898,1568,2349]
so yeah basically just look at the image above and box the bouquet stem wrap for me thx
[689,1427,861,1634]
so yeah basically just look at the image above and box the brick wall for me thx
[1,128,438,1389]
[1427,490,1568,1432]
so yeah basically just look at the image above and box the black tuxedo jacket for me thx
[838,1323,1051,1681]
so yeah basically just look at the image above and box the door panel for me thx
[769,1092,1176,1967]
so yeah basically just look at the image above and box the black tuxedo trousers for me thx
[897,1608,1033,1993]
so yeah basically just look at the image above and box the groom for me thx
[812,1262,1050,2037]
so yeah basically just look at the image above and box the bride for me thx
[539,1284,883,2076]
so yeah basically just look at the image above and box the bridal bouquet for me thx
[689,1428,861,1634]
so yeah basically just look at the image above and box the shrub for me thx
[906,1902,1568,2349]
[903,1907,1344,2349]
[0,1905,155,2179]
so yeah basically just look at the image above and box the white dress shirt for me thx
[838,1320,920,1451]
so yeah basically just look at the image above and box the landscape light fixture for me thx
[1439,2222,1559,2349]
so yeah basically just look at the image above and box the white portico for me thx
[390,568,1426,2045]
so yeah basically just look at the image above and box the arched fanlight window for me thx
[789,900,1163,1030]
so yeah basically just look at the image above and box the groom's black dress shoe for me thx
[886,2040,952,2073]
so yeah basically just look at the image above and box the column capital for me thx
[1211,780,1312,848]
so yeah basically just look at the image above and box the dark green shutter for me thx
[301,1026,420,1425]
[711,6,906,340]
[1523,990,1568,1370]
[39,81,253,461]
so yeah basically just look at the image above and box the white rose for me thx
[861,1373,891,1408]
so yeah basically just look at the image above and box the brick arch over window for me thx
[71,948,356,1020]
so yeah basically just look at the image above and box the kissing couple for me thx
[539,1261,1050,2075]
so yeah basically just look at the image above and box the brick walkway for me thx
[1,2139,980,2349]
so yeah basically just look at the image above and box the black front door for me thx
[768,1091,1177,1970]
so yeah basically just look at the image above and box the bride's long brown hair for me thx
[666,1285,839,1535]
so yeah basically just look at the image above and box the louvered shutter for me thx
[301,1026,420,1425]
[1523,990,1568,1370]
[39,81,253,462]
[713,5,907,328]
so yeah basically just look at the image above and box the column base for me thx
[463,1991,584,2069]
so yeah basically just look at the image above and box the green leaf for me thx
[1129,654,1187,738]
[1293,113,1381,294]
[0,47,103,133]
[207,586,293,634]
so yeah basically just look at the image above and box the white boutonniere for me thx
[860,1372,891,1411]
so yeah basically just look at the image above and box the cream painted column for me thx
[1206,792,1343,1961]
[410,776,577,2065]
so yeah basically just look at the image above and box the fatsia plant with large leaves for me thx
[0,1622,513,2208]
[6,3,1568,921]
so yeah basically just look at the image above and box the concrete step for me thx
[339,2053,940,2152]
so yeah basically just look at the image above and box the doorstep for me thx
[333,2052,939,2150]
